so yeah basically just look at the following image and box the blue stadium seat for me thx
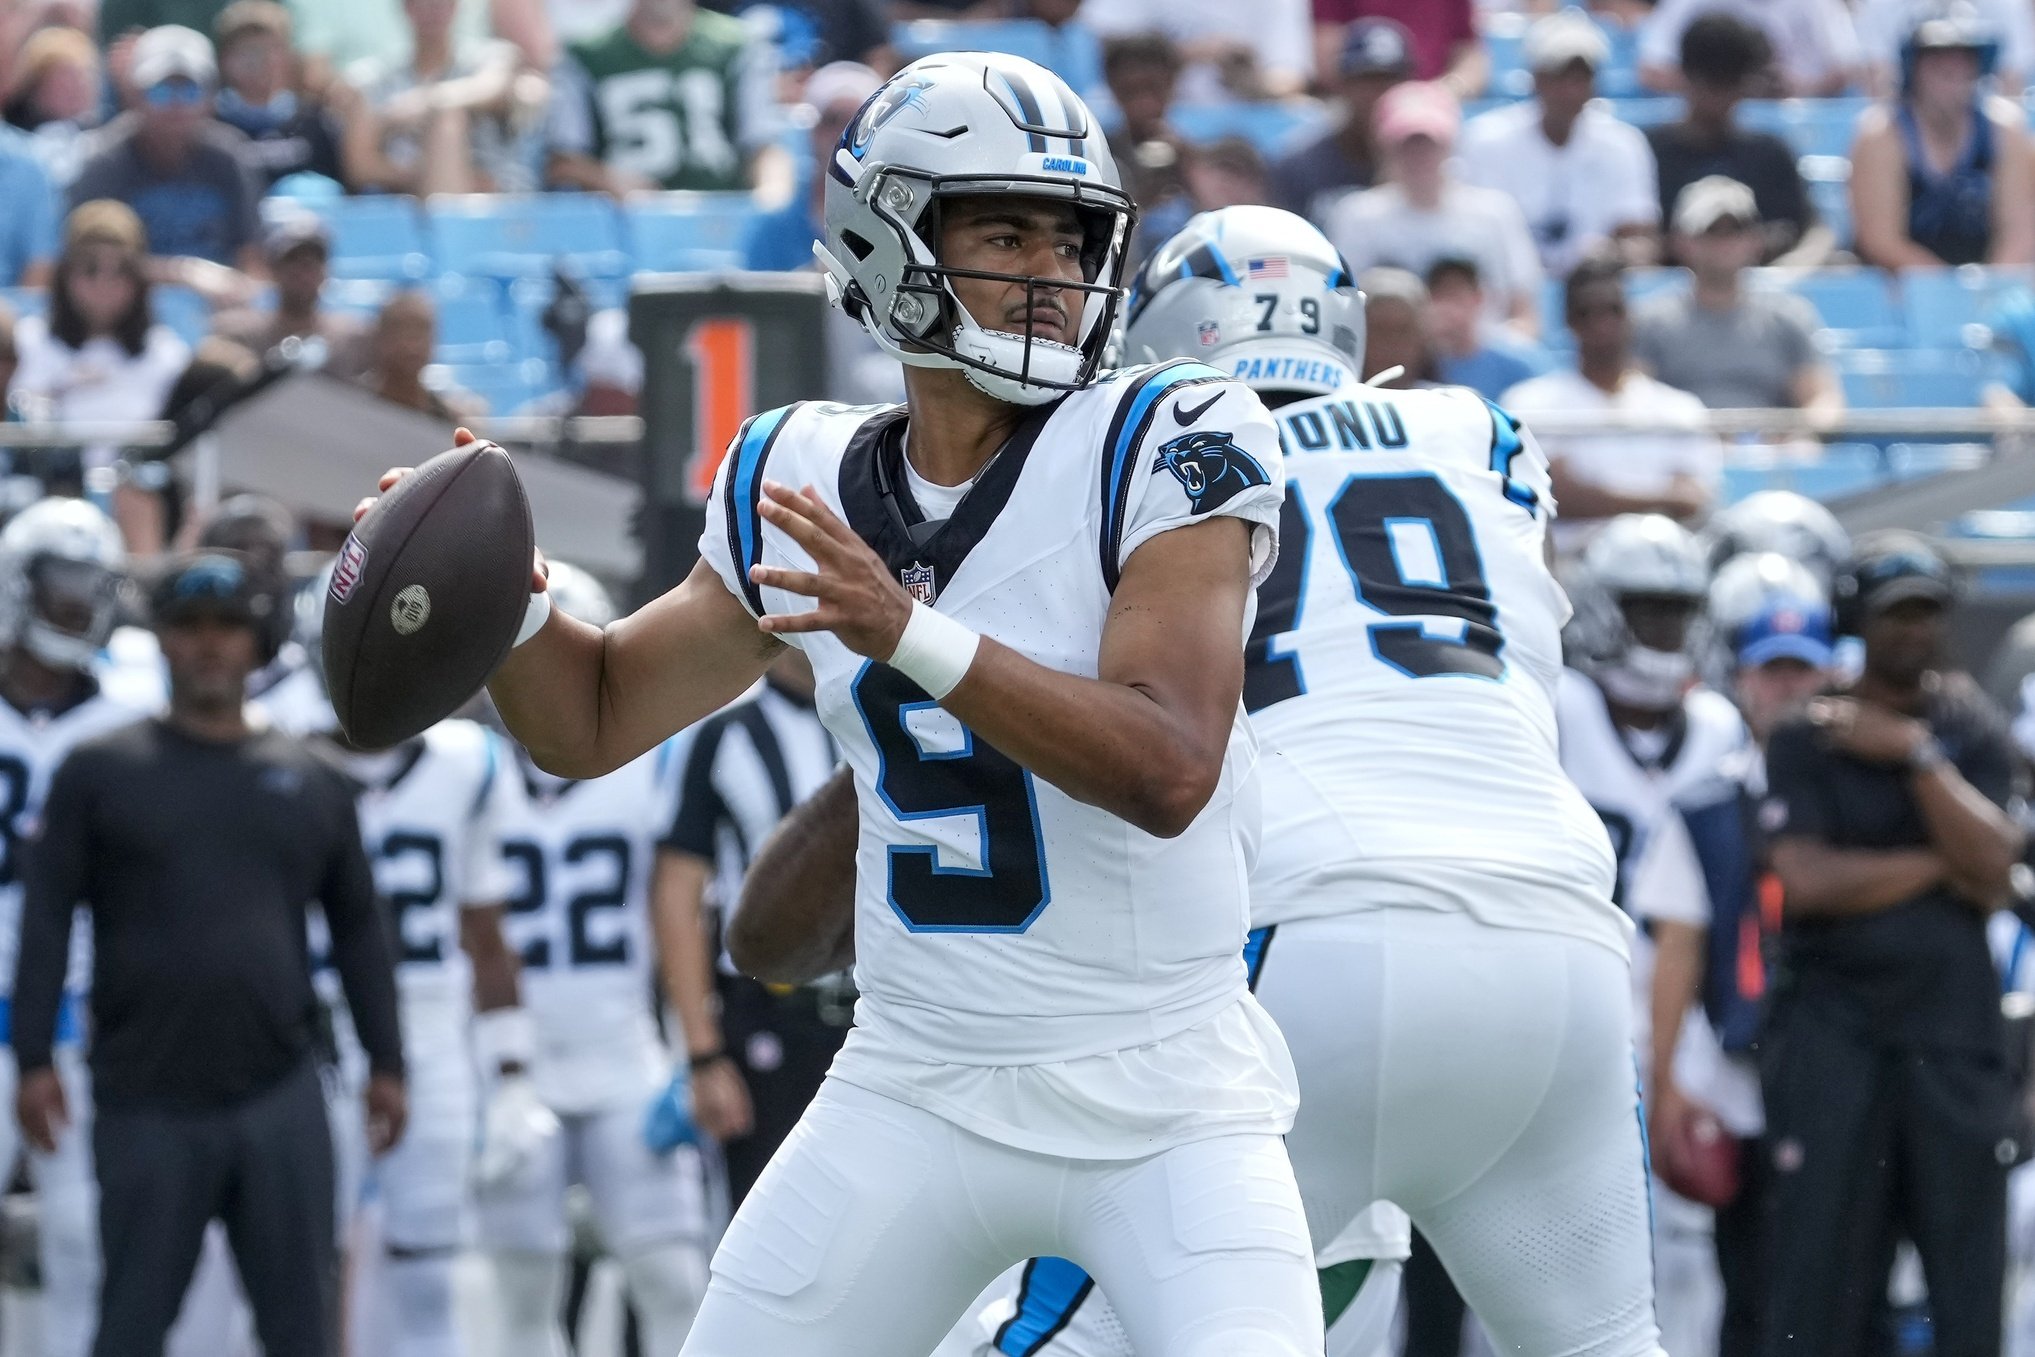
[1836,349,1987,408]
[153,286,211,346]
[1481,12,1530,100]
[1748,267,1904,347]
[429,277,512,364]
[1778,98,1867,159]
[1169,103,1328,157]
[1719,443,1889,504]
[1905,266,2035,348]
[627,193,758,273]
[426,195,629,281]
[431,359,556,416]
[888,20,1105,99]
[507,275,630,366]
[1599,97,1680,129]
[1798,158,1852,250]
[271,196,432,281]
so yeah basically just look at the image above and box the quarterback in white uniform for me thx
[363,52,1323,1357]
[264,571,548,1357]
[0,499,143,1357]
[475,564,711,1357]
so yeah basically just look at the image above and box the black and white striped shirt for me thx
[662,677,837,972]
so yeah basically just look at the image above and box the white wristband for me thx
[887,600,980,700]
[473,1007,537,1072]
[513,588,552,648]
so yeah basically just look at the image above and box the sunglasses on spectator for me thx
[144,79,206,108]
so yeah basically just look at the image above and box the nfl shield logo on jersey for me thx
[901,562,937,605]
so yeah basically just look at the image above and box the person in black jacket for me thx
[11,551,406,1357]
[1760,532,2026,1357]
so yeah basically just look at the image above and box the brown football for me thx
[322,442,534,749]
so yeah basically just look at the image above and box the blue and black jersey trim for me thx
[1243,925,1276,991]
[1484,399,1538,515]
[993,1257,1096,1356]
[722,405,798,616]
[1097,361,1229,591]
[469,732,499,820]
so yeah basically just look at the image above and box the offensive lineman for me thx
[0,499,142,1357]
[748,204,1669,1357]
[360,52,1322,1356]
[475,563,711,1357]
[265,576,551,1357]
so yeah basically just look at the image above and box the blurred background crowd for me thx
[6,0,2035,1354]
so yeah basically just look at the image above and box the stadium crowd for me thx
[0,0,2033,1355]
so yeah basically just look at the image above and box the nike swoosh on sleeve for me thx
[1171,390,1224,426]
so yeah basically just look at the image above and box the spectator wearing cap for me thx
[1423,256,1551,400]
[1648,14,1829,268]
[210,0,343,190]
[1638,0,1859,98]
[1759,532,2023,1357]
[1851,4,2035,270]
[741,60,880,272]
[69,26,263,280]
[1500,256,1718,558]
[1306,0,1484,101]
[1326,80,1543,335]
[213,217,372,380]
[14,549,405,1357]
[4,26,105,189]
[337,0,550,196]
[1857,0,2035,98]
[1634,177,1845,430]
[1268,17,1413,224]
[1458,10,1660,276]
[1081,0,1311,103]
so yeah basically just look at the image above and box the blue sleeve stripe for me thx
[470,732,498,821]
[994,1258,1097,1357]
[726,405,795,615]
[1098,360,1228,589]
[1243,924,1276,991]
[1484,398,1538,515]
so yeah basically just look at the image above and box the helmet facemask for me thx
[19,554,124,672]
[820,167,1135,406]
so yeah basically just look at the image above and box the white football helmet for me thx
[1124,205,1365,397]
[0,498,127,672]
[1568,513,1712,711]
[1709,551,1828,641]
[545,561,617,627]
[1703,490,1851,589]
[817,53,1135,406]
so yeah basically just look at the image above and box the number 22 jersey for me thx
[701,361,1297,1158]
[1245,384,1623,954]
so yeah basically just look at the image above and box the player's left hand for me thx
[1809,697,1929,766]
[749,480,912,660]
[365,1072,409,1155]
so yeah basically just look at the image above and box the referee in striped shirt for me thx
[652,651,847,1205]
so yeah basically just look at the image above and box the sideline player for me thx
[1560,513,1750,1355]
[360,52,1321,1357]
[0,499,141,1357]
[477,563,711,1357]
[748,203,1668,1357]
[268,569,548,1357]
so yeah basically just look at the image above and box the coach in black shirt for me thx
[1760,533,2024,1357]
[11,552,405,1357]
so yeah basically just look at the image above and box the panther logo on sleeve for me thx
[1153,430,1270,515]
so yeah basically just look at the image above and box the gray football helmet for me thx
[1567,514,1712,711]
[0,498,127,672]
[545,561,617,628]
[1703,490,1851,589]
[1124,206,1365,397]
[817,53,1135,406]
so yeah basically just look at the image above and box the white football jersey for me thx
[1247,383,1621,948]
[350,720,523,1011]
[0,687,145,1000]
[499,739,686,1114]
[701,362,1296,1157]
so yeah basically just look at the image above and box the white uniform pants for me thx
[680,1078,1322,1357]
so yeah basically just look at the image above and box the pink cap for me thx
[1373,80,1461,148]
